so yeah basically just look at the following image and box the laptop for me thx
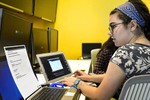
[36,52,74,84]
[4,45,80,100]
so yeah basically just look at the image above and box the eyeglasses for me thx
[109,22,123,34]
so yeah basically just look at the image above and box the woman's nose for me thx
[108,31,112,36]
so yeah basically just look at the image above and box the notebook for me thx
[4,45,80,100]
[36,52,74,84]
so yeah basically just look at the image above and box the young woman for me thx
[62,0,150,100]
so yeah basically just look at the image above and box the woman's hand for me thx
[62,77,77,87]
[74,70,92,81]
[74,70,87,76]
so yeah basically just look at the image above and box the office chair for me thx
[118,74,150,100]
[90,48,100,73]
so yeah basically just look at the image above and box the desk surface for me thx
[67,59,91,73]
[36,59,91,100]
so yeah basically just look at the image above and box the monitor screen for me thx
[0,8,32,63]
[33,28,58,64]
[82,43,101,59]
[48,28,58,52]
[0,57,23,100]
[32,28,49,64]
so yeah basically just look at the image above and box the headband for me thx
[116,2,145,27]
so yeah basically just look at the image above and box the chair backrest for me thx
[90,48,100,72]
[118,74,150,100]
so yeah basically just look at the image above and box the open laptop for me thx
[36,52,74,84]
[4,45,80,100]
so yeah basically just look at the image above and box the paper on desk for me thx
[36,73,46,84]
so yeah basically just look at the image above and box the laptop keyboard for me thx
[31,88,67,100]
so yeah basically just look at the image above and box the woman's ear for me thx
[130,20,138,31]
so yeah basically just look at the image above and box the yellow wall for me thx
[143,0,150,9]
[54,0,149,59]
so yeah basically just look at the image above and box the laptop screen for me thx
[37,52,72,83]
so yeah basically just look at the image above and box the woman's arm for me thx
[78,62,125,100]
[85,74,106,83]
[63,62,126,100]
[74,70,105,83]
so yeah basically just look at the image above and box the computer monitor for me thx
[0,57,23,100]
[32,28,58,65]
[0,8,33,63]
[82,43,101,59]
[48,28,58,52]
[32,28,49,64]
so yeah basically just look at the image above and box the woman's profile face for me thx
[108,13,132,47]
